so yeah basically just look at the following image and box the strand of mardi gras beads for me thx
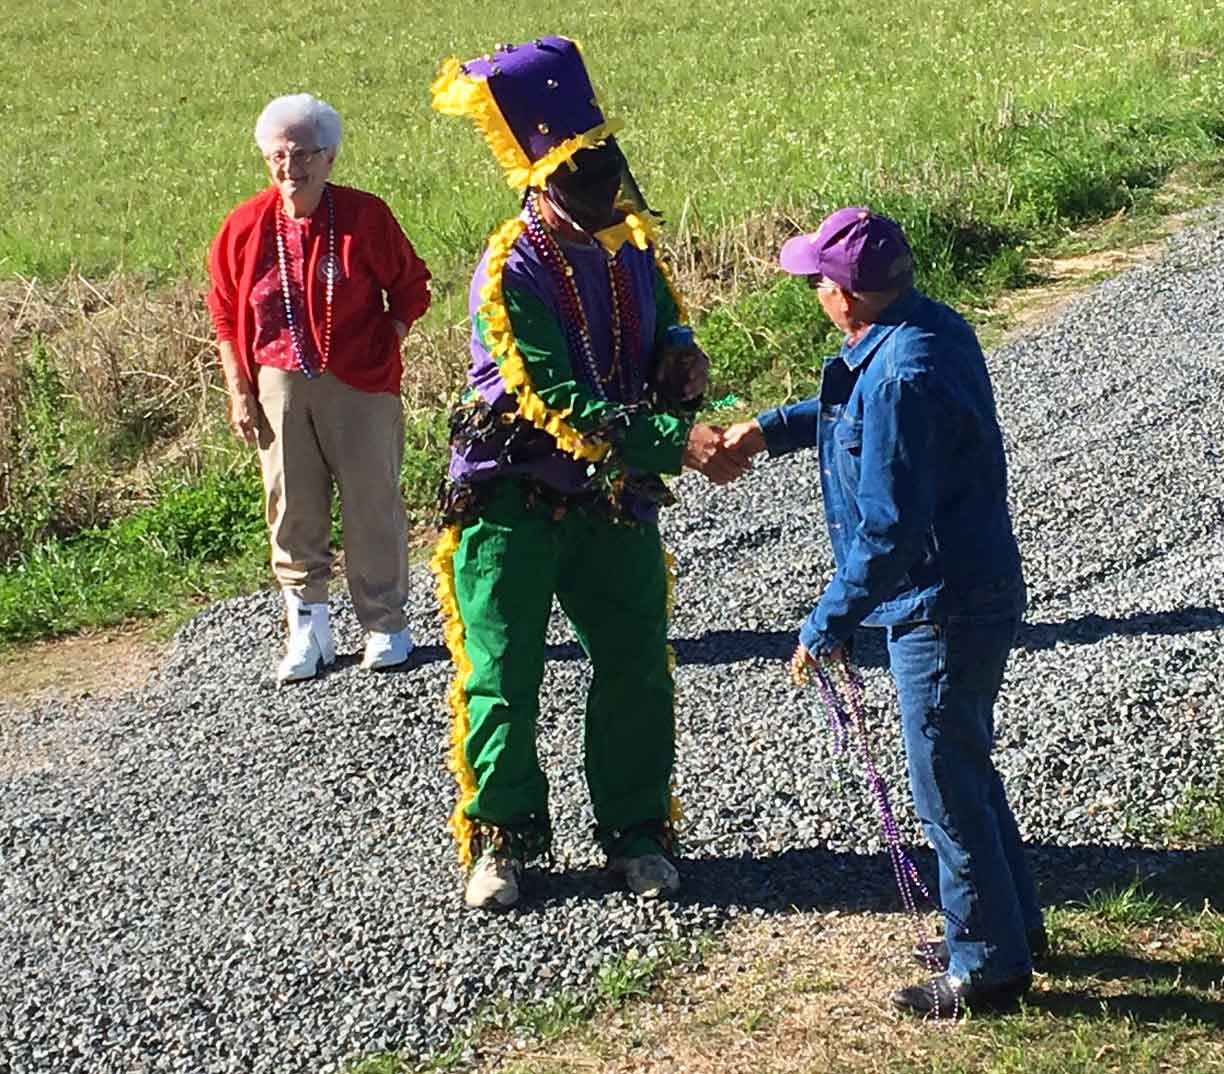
[535,191,643,402]
[795,648,966,1019]
[276,185,335,379]
[606,249,642,402]
[523,196,641,403]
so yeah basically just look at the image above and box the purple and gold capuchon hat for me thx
[431,36,623,191]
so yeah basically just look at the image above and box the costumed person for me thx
[724,208,1047,1016]
[430,36,745,910]
[206,93,432,684]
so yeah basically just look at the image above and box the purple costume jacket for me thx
[448,211,686,520]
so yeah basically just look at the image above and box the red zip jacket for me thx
[206,184,431,396]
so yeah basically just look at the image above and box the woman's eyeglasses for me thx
[264,147,325,168]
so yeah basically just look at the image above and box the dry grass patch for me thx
[460,912,943,1074]
[992,240,1171,345]
[1,169,1216,560]
[665,207,799,319]
[0,622,162,775]
[456,906,1224,1074]
[0,272,218,549]
[982,159,1224,347]
[0,619,163,703]
[0,271,469,550]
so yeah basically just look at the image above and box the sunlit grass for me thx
[4,0,1224,644]
[341,889,1224,1073]
[1165,784,1224,847]
[1079,877,1180,930]
[6,0,1223,290]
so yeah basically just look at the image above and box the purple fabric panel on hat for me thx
[779,208,913,291]
[822,208,912,292]
[477,37,606,165]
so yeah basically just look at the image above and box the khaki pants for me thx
[256,366,409,632]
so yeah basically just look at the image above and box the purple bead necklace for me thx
[276,184,335,380]
[523,196,639,402]
[799,649,965,1020]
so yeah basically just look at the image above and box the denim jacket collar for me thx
[838,287,922,371]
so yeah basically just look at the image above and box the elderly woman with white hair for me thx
[206,93,431,683]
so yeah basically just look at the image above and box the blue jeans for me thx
[886,603,1041,986]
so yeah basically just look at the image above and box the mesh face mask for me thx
[546,139,653,231]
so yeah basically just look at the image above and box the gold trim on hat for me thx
[431,56,623,191]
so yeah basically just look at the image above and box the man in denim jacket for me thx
[726,207,1045,1017]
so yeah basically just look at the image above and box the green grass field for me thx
[2,9,1223,1070]
[7,0,1223,284]
[2,0,1223,643]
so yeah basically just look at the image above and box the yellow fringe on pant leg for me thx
[430,525,481,868]
[663,546,683,832]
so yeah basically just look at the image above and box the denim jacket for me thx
[757,288,1024,654]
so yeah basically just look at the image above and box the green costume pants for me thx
[448,480,675,857]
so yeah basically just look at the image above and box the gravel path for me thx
[3,210,1223,1073]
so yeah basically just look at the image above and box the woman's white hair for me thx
[254,94,342,152]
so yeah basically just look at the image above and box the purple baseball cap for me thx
[779,207,914,292]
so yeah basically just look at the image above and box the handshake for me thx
[681,420,767,485]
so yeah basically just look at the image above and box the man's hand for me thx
[723,420,766,461]
[789,641,814,684]
[683,423,750,485]
[789,640,850,683]
[654,341,710,404]
[228,386,260,446]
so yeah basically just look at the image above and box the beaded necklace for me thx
[794,649,966,1020]
[523,196,641,403]
[276,185,335,379]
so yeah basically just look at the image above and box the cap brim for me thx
[779,234,821,276]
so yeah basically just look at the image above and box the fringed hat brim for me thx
[431,57,623,191]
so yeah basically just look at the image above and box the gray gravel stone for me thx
[2,209,1222,1071]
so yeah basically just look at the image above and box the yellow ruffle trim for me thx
[594,209,654,255]
[663,546,684,829]
[476,203,692,465]
[594,205,690,324]
[479,215,611,464]
[431,57,623,191]
[523,120,625,190]
[430,525,481,867]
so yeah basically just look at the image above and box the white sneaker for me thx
[277,629,327,683]
[610,853,680,898]
[361,628,414,670]
[278,593,336,684]
[464,850,522,910]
